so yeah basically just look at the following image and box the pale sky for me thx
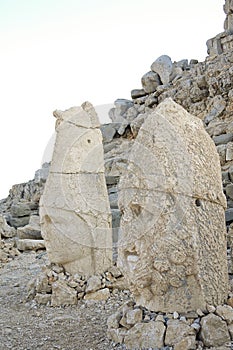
[0,0,225,199]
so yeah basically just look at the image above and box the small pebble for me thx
[180,316,187,322]
[144,315,150,321]
[196,308,205,317]
[156,314,165,323]
[191,322,201,331]
[4,327,12,335]
[206,304,216,313]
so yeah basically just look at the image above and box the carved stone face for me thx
[117,99,228,313]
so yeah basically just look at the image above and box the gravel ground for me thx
[0,251,128,350]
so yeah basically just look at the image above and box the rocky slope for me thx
[2,3,233,348]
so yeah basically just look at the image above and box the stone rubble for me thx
[0,163,49,261]
[0,238,20,267]
[0,162,50,228]
[0,163,49,265]
[16,238,45,252]
[27,262,127,307]
[17,215,41,240]
[107,302,233,349]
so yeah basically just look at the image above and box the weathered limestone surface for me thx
[16,239,45,251]
[207,0,233,55]
[117,98,229,312]
[40,102,112,276]
[206,32,233,56]
[124,321,166,349]
[141,71,161,93]
[200,313,231,347]
[151,55,173,85]
[17,215,41,239]
[0,215,16,238]
[224,0,233,33]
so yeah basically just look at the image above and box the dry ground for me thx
[0,251,128,350]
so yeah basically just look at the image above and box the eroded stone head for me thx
[117,98,228,313]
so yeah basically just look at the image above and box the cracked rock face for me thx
[40,102,112,276]
[117,98,229,313]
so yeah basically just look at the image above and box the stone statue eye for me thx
[87,139,91,143]
[195,199,201,207]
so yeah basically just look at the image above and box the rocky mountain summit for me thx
[2,1,233,349]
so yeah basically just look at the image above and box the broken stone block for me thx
[225,13,233,33]
[113,99,133,117]
[118,98,229,313]
[141,71,161,93]
[0,250,8,263]
[8,215,30,228]
[17,215,41,239]
[173,336,196,350]
[35,294,51,305]
[40,102,112,276]
[131,89,147,99]
[204,95,226,123]
[165,320,196,346]
[213,133,233,146]
[124,321,166,349]
[217,144,227,166]
[107,312,122,329]
[100,124,116,143]
[200,313,230,347]
[16,239,45,251]
[34,163,50,184]
[107,328,127,344]
[226,208,233,223]
[126,308,143,325]
[226,141,233,161]
[11,202,31,217]
[0,215,16,238]
[51,280,77,306]
[83,288,110,301]
[85,275,102,293]
[35,272,52,293]
[151,55,173,85]
[216,305,233,324]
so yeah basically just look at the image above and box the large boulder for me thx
[200,313,230,347]
[124,321,166,349]
[17,215,41,239]
[141,71,161,93]
[151,55,173,85]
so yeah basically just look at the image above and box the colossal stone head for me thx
[117,98,228,312]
